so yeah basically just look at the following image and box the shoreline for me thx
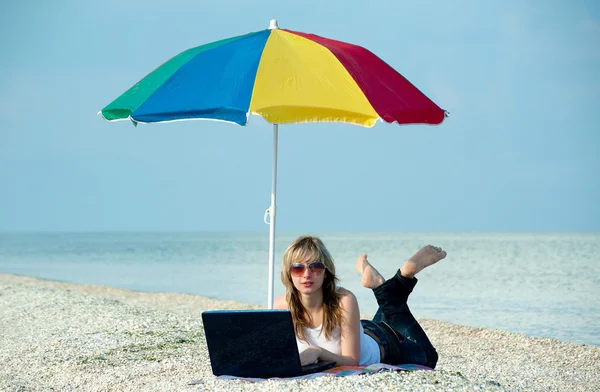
[1,273,598,391]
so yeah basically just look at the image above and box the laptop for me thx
[202,310,337,378]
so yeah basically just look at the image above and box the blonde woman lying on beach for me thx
[274,235,445,368]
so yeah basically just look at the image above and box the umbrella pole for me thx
[267,123,279,309]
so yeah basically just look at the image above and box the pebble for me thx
[1,274,599,392]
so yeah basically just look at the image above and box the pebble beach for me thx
[1,273,598,392]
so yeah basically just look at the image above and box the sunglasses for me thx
[290,262,326,277]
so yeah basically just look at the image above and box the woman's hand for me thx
[299,346,322,366]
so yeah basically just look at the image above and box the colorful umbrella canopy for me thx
[100,20,447,309]
[100,21,446,127]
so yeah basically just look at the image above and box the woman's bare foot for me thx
[355,254,386,289]
[400,245,447,279]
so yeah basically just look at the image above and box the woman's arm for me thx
[300,289,362,366]
[338,289,362,365]
[277,290,362,366]
[273,294,288,310]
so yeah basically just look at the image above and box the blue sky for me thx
[1,0,598,232]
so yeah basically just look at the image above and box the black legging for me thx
[361,271,438,368]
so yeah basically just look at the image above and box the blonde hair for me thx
[281,235,342,341]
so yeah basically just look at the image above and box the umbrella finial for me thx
[268,19,279,30]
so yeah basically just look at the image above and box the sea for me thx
[0,232,598,346]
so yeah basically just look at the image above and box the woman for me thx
[274,235,444,368]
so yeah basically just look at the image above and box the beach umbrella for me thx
[99,19,448,309]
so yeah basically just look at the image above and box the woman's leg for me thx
[372,272,438,367]
[356,246,446,368]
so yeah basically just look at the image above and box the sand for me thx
[1,273,598,391]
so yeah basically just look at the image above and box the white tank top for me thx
[296,322,380,366]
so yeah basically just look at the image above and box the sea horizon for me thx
[1,231,599,347]
[1,230,598,234]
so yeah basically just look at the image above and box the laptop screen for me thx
[202,310,305,378]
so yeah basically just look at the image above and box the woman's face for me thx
[289,255,326,295]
